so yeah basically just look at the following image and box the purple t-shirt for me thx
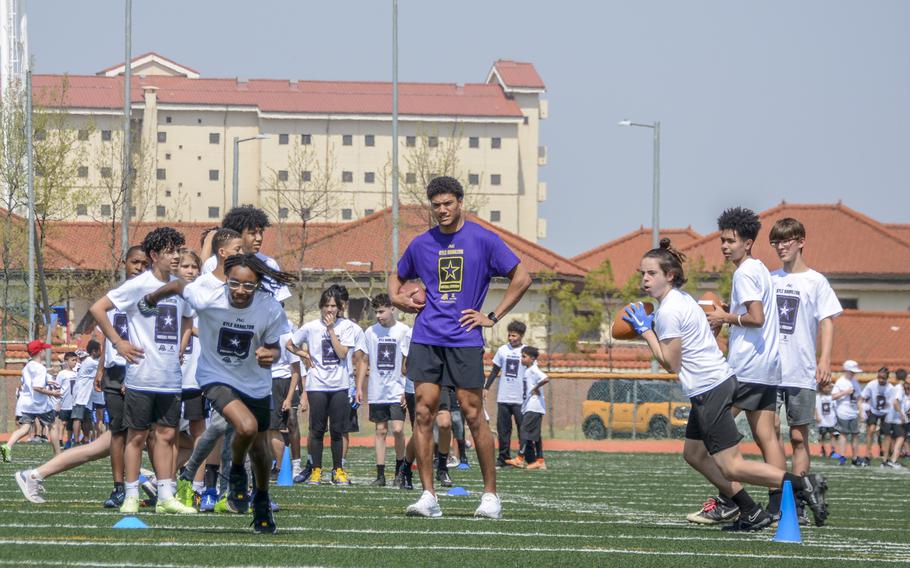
[398,221,520,348]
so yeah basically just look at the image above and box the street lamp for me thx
[618,119,661,250]
[232,134,269,209]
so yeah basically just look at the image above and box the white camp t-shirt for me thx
[861,380,894,417]
[292,318,359,392]
[771,269,843,390]
[654,288,734,397]
[885,387,906,424]
[346,324,368,395]
[815,394,837,428]
[492,343,526,404]
[522,363,548,414]
[104,309,130,368]
[728,258,781,385]
[365,321,410,404]
[107,270,193,393]
[18,361,51,414]
[402,328,415,395]
[271,331,301,380]
[73,357,99,406]
[202,252,292,303]
[182,277,288,399]
[832,375,861,420]
[90,388,106,406]
[57,369,78,411]
[180,316,201,392]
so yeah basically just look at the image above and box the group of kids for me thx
[3,200,549,533]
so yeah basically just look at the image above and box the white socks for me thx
[157,478,174,501]
[125,480,140,499]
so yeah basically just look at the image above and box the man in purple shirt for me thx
[390,176,531,519]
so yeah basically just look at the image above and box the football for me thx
[698,291,724,314]
[400,281,427,305]
[611,301,655,340]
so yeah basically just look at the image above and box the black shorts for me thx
[685,376,743,455]
[520,411,543,442]
[881,422,906,438]
[58,409,73,425]
[369,402,406,423]
[270,378,299,430]
[437,386,458,413]
[818,426,840,438]
[407,343,484,390]
[865,413,887,427]
[124,389,182,430]
[71,405,91,422]
[19,411,55,426]
[204,384,272,433]
[733,381,778,412]
[181,390,207,421]
[102,365,126,394]
[405,392,416,426]
[104,390,127,433]
[343,404,360,433]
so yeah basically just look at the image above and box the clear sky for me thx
[25,1,910,257]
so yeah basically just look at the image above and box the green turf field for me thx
[0,444,908,567]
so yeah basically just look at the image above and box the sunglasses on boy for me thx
[226,279,259,292]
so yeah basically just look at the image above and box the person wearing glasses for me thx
[138,253,295,534]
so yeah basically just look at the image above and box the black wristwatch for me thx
[487,311,499,325]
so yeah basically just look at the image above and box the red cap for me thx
[27,340,53,356]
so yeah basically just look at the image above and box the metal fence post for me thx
[631,380,638,440]
[607,379,614,439]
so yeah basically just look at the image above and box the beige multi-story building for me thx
[33,52,549,241]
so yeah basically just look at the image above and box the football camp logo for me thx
[438,256,463,293]
[154,305,179,345]
[322,336,340,366]
[113,312,130,341]
[217,328,253,360]
[377,340,397,371]
[505,357,520,379]
[776,292,800,335]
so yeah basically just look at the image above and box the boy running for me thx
[485,320,527,467]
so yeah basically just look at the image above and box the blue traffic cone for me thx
[113,516,148,529]
[772,480,801,543]
[277,446,294,486]
[446,486,470,496]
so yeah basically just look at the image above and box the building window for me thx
[101,204,112,217]
[278,170,289,182]
[491,174,501,185]
[35,129,46,141]
[76,204,87,216]
[156,205,166,218]
[209,169,219,181]
[165,190,172,197]
[279,133,289,145]
[523,116,529,125]
[342,208,353,220]
[209,132,220,144]
[405,172,417,184]
[77,166,88,178]
[301,208,311,220]
[468,173,479,186]
[165,116,172,123]
[428,136,438,148]
[491,137,501,149]
[100,167,112,179]
[101,130,112,141]
[838,298,859,310]
[490,210,501,223]
[469,136,479,148]
[301,134,312,145]
[156,168,166,180]
[364,209,374,216]
[157,131,167,143]
[342,171,353,183]
[405,135,416,147]
[365,134,375,147]
[342,134,353,146]
[208,206,220,219]
[300,170,312,182]
[197,118,202,124]
[165,153,171,160]
[278,207,289,220]
[77,129,89,141]
[364,171,375,184]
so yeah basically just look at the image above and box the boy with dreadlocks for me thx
[140,253,295,534]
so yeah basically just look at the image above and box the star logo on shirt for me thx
[441,260,460,281]
[437,255,463,293]
[154,305,179,345]
[377,341,397,371]
[778,303,792,319]
[162,314,174,328]
[217,328,253,359]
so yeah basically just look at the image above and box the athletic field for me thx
[0,444,907,567]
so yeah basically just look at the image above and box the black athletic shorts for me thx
[818,426,840,438]
[865,413,887,427]
[104,390,126,433]
[369,402,406,423]
[181,390,206,421]
[102,364,126,394]
[405,392,416,426]
[519,411,543,442]
[343,403,360,433]
[437,386,458,413]
[270,378,300,430]
[733,381,778,412]
[123,389,182,430]
[881,422,906,438]
[685,375,743,455]
[406,343,484,390]
[58,409,73,425]
[204,384,272,433]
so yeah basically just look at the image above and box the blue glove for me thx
[622,302,654,335]
[137,295,159,317]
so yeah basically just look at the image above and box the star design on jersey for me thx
[377,342,397,371]
[505,358,520,378]
[161,314,175,328]
[441,260,460,281]
[778,303,792,319]
[118,323,128,335]
[230,337,240,347]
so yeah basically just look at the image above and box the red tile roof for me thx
[884,223,910,245]
[572,227,702,285]
[488,60,546,90]
[831,310,910,371]
[681,203,910,278]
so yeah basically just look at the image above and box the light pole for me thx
[391,0,400,270]
[618,119,660,249]
[232,135,268,209]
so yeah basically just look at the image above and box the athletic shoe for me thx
[686,496,740,525]
[474,492,502,519]
[306,467,322,485]
[891,462,906,470]
[292,462,302,479]
[721,507,772,532]
[213,495,230,514]
[176,479,195,508]
[227,468,250,514]
[269,467,280,482]
[829,451,842,460]
[436,469,453,487]
[393,470,403,488]
[251,498,277,534]
[15,470,45,504]
[527,459,547,471]
[332,468,351,485]
[495,458,508,469]
[103,490,125,509]
[199,489,217,512]
[798,507,811,526]
[405,490,442,517]
[370,475,386,487]
[400,464,414,490]
[156,497,198,514]
[504,456,526,469]
[293,461,313,484]
[794,473,828,527]
[446,455,459,468]
[861,457,872,467]
[1,444,11,463]
[119,496,140,514]
[838,456,848,466]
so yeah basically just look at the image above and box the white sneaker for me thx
[15,470,45,504]
[474,492,502,519]
[446,455,459,468]
[405,490,442,518]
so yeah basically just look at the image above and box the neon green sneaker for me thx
[120,495,140,514]
[214,495,230,513]
[156,497,198,514]
[176,479,194,508]
[1,443,11,463]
